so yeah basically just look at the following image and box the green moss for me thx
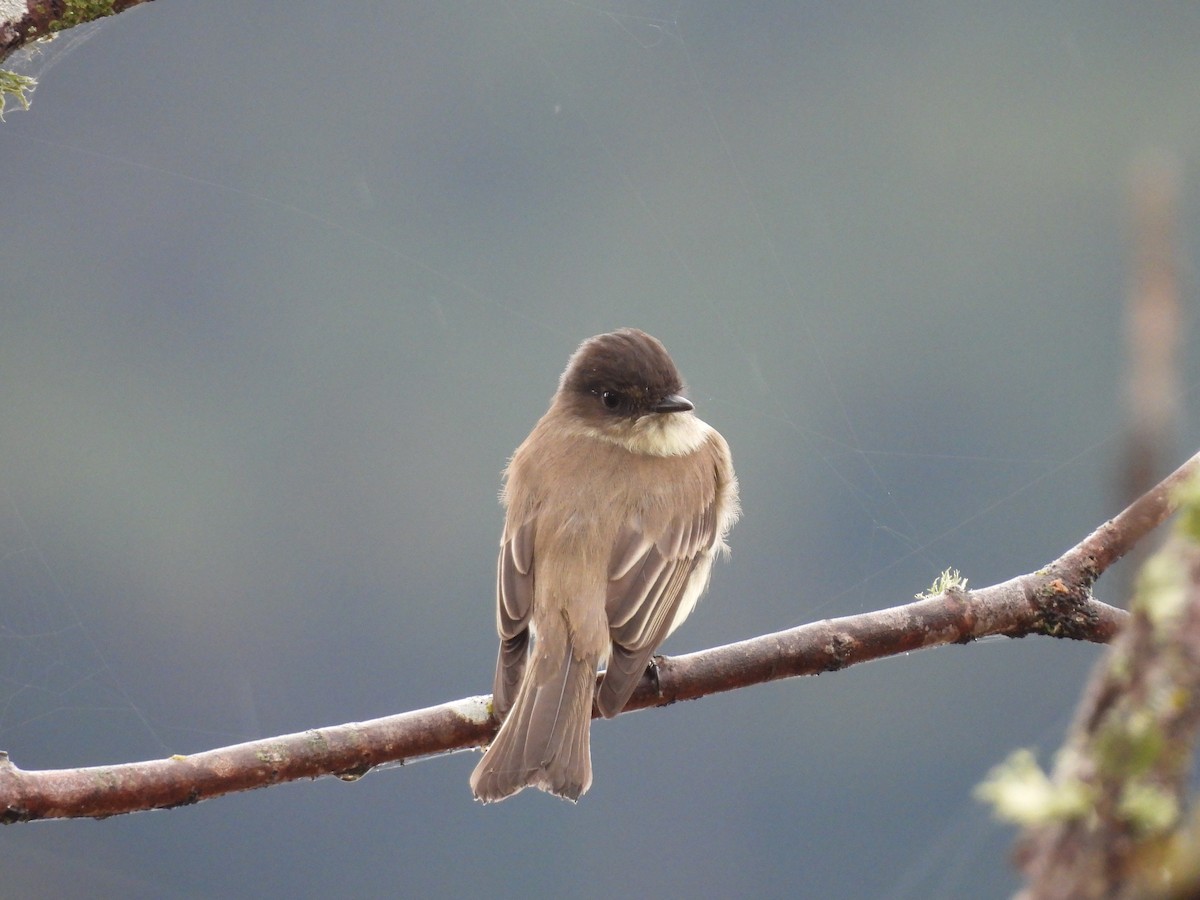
[1119,782,1179,836]
[2,1,129,117]
[975,748,1092,826]
[1134,551,1188,629]
[48,0,119,33]
[915,567,968,599]
[1095,711,1166,779]
[0,70,36,119]
[1173,470,1200,543]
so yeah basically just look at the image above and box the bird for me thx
[470,327,738,803]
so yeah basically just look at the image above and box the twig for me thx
[2,449,1198,822]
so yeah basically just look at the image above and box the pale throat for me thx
[610,411,710,457]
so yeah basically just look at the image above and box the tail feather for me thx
[471,643,596,803]
[492,632,528,717]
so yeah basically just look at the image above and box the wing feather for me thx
[492,517,536,715]
[597,468,723,718]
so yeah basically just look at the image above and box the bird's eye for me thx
[600,390,621,409]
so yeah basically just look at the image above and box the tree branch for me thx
[1,1,155,64]
[0,0,156,114]
[2,448,1197,823]
[975,473,1200,899]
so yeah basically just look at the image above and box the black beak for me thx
[654,393,694,413]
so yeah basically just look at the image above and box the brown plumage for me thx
[470,328,738,803]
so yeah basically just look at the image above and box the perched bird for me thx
[470,328,739,803]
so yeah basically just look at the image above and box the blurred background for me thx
[3,3,1199,896]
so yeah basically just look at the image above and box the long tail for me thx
[470,640,596,803]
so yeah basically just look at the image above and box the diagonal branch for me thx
[0,0,156,66]
[2,448,1198,823]
[0,0,156,115]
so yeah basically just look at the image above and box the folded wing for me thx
[597,488,721,718]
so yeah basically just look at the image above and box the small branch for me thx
[1,1,155,63]
[3,448,1198,822]
[0,0,156,114]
